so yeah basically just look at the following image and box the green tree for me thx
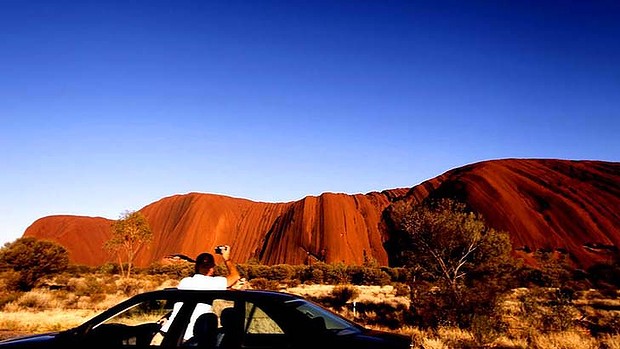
[0,237,69,290]
[388,198,518,329]
[104,210,153,278]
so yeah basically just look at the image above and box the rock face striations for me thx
[23,159,619,268]
[24,190,407,267]
[400,159,620,267]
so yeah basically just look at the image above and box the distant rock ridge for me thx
[23,159,619,268]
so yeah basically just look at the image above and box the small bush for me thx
[0,270,22,292]
[16,290,58,310]
[470,313,507,346]
[519,287,579,333]
[89,293,107,304]
[65,264,96,276]
[323,263,349,284]
[352,301,410,329]
[393,282,410,297]
[270,264,295,281]
[117,278,143,296]
[0,237,69,291]
[147,262,193,278]
[246,264,272,280]
[330,285,359,308]
[348,266,391,286]
[282,278,301,288]
[309,268,324,284]
[0,291,22,309]
[249,278,280,290]
[68,276,104,296]
[98,263,121,274]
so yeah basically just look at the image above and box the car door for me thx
[82,297,179,349]
[236,300,290,349]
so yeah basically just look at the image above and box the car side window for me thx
[244,302,284,334]
[234,302,289,349]
[88,299,172,348]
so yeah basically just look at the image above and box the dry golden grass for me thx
[286,284,410,307]
[0,310,97,333]
[3,289,128,312]
[1,276,619,349]
[600,334,620,349]
[528,330,598,349]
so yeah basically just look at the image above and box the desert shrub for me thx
[233,262,402,286]
[89,293,107,304]
[323,263,349,284]
[528,330,598,349]
[291,264,309,282]
[582,313,620,337]
[117,278,144,296]
[147,273,174,288]
[51,273,71,287]
[329,285,359,309]
[213,264,227,277]
[0,237,69,291]
[147,262,193,278]
[392,282,410,297]
[381,267,408,283]
[15,290,60,310]
[519,287,579,333]
[283,278,301,288]
[352,301,410,329]
[65,264,96,276]
[303,263,329,284]
[521,251,574,288]
[358,267,391,286]
[0,291,22,309]
[599,334,620,349]
[0,270,22,292]
[67,276,104,296]
[98,262,122,275]
[245,264,272,280]
[270,264,295,281]
[409,278,509,330]
[105,210,153,278]
[347,266,365,284]
[387,198,518,330]
[469,313,507,346]
[297,263,376,285]
[249,277,280,290]
[235,264,248,279]
[307,268,324,284]
[587,262,620,290]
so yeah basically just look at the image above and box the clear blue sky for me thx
[1,0,619,245]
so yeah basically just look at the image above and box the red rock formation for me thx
[23,159,619,268]
[24,191,405,267]
[23,215,113,266]
[401,159,620,267]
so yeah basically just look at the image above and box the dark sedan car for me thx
[0,289,411,349]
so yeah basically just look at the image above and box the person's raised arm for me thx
[220,245,240,288]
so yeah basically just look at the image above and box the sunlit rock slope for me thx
[24,159,619,268]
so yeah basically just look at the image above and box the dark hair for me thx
[195,252,216,274]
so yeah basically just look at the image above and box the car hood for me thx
[0,332,59,348]
[348,329,411,349]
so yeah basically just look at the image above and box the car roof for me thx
[131,288,304,302]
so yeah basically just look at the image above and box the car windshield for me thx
[284,299,362,335]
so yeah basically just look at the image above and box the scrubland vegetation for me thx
[1,261,618,348]
[2,198,619,348]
